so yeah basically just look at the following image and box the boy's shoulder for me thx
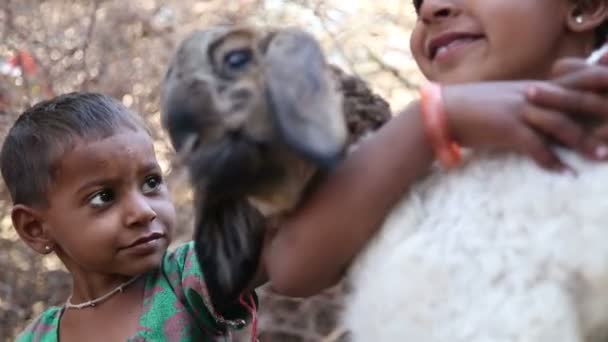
[161,240,195,271]
[167,240,195,258]
[17,306,62,342]
[151,240,256,334]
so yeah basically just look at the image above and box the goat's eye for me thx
[224,49,253,71]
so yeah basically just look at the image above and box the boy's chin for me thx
[120,247,169,275]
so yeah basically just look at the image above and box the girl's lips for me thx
[427,32,485,61]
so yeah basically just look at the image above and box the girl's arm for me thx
[264,101,433,296]
[260,80,608,297]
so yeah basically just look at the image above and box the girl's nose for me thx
[419,0,460,24]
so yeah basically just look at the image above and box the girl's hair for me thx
[0,92,146,207]
[595,21,608,47]
[411,0,608,48]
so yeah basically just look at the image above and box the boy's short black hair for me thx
[411,0,608,49]
[0,92,146,207]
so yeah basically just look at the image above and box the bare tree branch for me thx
[1,0,11,43]
[80,0,101,90]
[366,47,418,89]
[310,3,361,77]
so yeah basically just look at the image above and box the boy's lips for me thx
[123,232,166,249]
[427,31,485,62]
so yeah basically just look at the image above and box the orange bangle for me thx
[420,82,462,168]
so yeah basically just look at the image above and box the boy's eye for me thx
[142,175,163,194]
[89,190,115,208]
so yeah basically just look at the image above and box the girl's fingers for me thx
[526,84,608,119]
[585,125,608,160]
[526,87,608,160]
[580,136,608,161]
[516,127,567,172]
[521,105,584,150]
[553,67,608,91]
[593,124,608,141]
[550,58,588,79]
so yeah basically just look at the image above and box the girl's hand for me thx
[525,57,608,156]
[442,81,608,172]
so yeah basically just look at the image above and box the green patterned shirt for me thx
[16,241,256,341]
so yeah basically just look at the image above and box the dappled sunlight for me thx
[41,255,65,272]
[0,215,16,240]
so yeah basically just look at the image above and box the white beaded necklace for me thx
[65,275,141,310]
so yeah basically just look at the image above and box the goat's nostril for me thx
[175,133,200,165]
[227,129,243,140]
[182,134,201,154]
[230,88,252,102]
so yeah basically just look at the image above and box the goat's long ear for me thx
[264,29,347,168]
[193,194,266,315]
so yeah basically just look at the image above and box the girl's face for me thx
[410,0,582,84]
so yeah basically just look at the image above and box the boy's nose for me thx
[123,192,157,227]
[420,0,460,24]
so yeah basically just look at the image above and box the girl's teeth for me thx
[436,38,476,58]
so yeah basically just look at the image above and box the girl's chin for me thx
[428,69,488,84]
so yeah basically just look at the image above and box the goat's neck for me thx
[247,156,318,216]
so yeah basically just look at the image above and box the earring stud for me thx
[44,245,52,252]
[575,15,584,24]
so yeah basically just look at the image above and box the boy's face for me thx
[39,129,176,277]
[410,0,572,84]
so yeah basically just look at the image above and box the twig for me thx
[321,326,348,342]
[2,2,34,102]
[310,4,361,77]
[1,0,11,42]
[2,0,57,99]
[15,52,32,102]
[365,47,418,89]
[80,0,100,90]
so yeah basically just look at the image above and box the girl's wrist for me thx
[419,83,462,168]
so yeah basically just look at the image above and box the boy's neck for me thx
[68,269,138,304]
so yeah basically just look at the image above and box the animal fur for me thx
[343,150,608,342]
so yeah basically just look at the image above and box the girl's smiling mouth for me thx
[427,32,485,63]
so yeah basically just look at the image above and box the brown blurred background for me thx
[0,1,423,340]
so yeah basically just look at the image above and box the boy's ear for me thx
[567,0,608,34]
[11,204,55,255]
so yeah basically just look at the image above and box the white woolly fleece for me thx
[342,149,608,342]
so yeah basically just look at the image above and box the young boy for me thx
[3,92,255,341]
